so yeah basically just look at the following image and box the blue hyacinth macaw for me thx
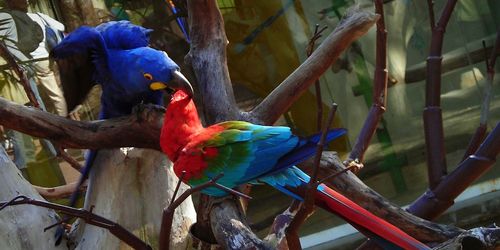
[51,21,192,243]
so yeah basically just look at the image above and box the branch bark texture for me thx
[0,99,163,150]
[0,147,67,250]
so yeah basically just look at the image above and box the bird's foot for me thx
[343,158,363,174]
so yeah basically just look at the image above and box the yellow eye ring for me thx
[143,73,153,80]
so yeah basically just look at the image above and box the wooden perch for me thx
[0,195,152,250]
[299,152,464,243]
[0,98,163,150]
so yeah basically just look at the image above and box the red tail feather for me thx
[315,184,429,250]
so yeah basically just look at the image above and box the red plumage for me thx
[316,184,429,250]
[161,90,429,249]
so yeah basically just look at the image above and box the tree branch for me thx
[250,8,378,125]
[186,0,239,124]
[423,0,458,189]
[285,103,337,250]
[0,98,163,150]
[159,173,251,250]
[299,152,464,243]
[408,122,500,220]
[0,195,152,250]
[347,0,388,164]
[0,43,39,108]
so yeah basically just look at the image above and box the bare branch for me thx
[433,226,500,249]
[250,8,378,125]
[306,24,328,131]
[299,152,464,243]
[286,103,338,249]
[0,195,152,250]
[347,0,388,164]
[55,146,83,172]
[461,30,500,160]
[160,173,251,250]
[409,122,500,220]
[426,0,436,29]
[0,98,163,150]
[424,0,458,189]
[0,42,39,108]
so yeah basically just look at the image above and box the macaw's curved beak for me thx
[149,70,194,97]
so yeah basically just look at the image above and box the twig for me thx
[346,0,387,165]
[461,31,500,161]
[0,195,152,250]
[306,24,328,132]
[310,103,338,183]
[159,173,251,250]
[0,42,39,108]
[55,145,83,172]
[285,103,337,250]
[426,0,436,29]
[319,160,359,183]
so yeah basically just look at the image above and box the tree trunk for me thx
[0,145,196,250]
[0,147,67,250]
[71,148,196,250]
[56,0,100,32]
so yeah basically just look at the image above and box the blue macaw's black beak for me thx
[149,70,194,97]
[170,70,194,97]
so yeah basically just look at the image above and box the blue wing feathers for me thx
[194,123,346,197]
[51,26,106,59]
[97,21,151,50]
[273,128,346,172]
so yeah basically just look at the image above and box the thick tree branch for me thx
[250,8,378,125]
[186,0,239,124]
[0,195,152,250]
[0,98,163,150]
[299,152,464,243]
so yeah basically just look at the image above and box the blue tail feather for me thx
[270,128,346,175]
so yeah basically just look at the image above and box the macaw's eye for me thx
[143,73,153,80]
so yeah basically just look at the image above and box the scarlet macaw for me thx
[160,89,429,250]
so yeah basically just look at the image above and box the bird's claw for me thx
[344,158,363,173]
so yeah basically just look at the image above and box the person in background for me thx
[7,0,68,117]
[0,0,41,172]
